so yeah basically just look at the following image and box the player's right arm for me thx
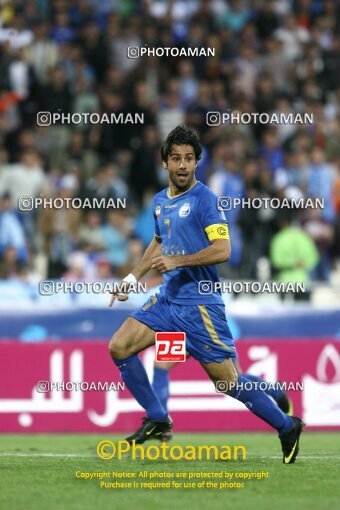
[131,235,162,280]
[108,236,161,307]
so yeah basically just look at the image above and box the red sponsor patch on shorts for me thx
[155,332,186,362]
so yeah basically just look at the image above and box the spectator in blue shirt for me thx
[307,147,336,223]
[0,193,27,263]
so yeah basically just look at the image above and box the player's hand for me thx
[108,281,130,307]
[151,256,178,273]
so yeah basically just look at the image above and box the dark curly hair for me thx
[160,125,202,162]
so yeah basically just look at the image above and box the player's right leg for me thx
[109,316,172,444]
[109,316,155,359]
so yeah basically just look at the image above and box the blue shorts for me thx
[131,293,236,363]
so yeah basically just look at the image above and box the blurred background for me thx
[0,0,339,433]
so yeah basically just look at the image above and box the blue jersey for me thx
[153,180,229,305]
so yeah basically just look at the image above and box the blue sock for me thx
[245,373,284,403]
[229,375,293,436]
[114,355,167,421]
[152,367,170,413]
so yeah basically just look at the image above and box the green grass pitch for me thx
[1,432,339,510]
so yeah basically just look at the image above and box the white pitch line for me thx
[0,453,95,458]
[0,453,339,459]
[268,455,340,459]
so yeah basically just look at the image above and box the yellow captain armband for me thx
[204,223,229,241]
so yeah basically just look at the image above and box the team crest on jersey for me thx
[179,202,190,218]
[155,206,161,217]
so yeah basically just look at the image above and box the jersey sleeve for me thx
[197,189,229,242]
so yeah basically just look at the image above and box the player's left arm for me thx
[152,238,230,273]
[152,227,230,273]
[152,190,231,273]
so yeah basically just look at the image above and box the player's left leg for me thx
[242,372,292,414]
[200,358,304,464]
[176,302,303,464]
[201,357,293,434]
[234,361,292,414]
[152,357,292,423]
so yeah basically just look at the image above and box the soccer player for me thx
[108,125,304,464]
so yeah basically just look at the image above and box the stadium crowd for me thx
[0,0,339,289]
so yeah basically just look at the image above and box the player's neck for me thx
[168,179,198,199]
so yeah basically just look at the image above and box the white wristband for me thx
[122,273,138,285]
